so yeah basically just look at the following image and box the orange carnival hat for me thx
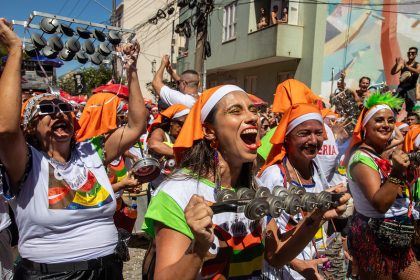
[149,104,190,132]
[272,79,322,113]
[173,85,247,163]
[321,108,339,119]
[343,92,403,166]
[76,92,121,142]
[259,103,323,175]
[404,126,420,152]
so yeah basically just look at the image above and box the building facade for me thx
[121,0,184,99]
[176,0,328,103]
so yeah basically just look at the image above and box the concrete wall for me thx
[177,0,328,98]
[122,0,181,99]
[207,59,299,103]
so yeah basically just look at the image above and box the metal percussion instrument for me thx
[131,156,161,183]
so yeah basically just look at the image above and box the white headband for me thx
[173,109,190,119]
[362,104,392,126]
[397,123,409,130]
[200,85,246,123]
[286,113,323,135]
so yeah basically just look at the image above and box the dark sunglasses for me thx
[35,102,74,116]
[408,52,417,55]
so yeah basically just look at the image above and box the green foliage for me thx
[364,92,404,110]
[58,65,113,95]
[145,79,177,97]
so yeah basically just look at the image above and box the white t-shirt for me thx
[15,141,118,263]
[316,124,339,182]
[259,159,329,280]
[143,172,263,279]
[159,85,197,108]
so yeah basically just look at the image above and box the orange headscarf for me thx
[149,104,190,132]
[343,104,394,166]
[76,92,120,142]
[272,79,322,113]
[173,85,247,163]
[259,103,324,174]
[404,126,420,152]
[321,108,339,119]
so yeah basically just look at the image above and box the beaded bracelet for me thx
[387,176,404,186]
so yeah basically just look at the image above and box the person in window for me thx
[279,7,289,24]
[257,7,268,29]
[271,5,279,25]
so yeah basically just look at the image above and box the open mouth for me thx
[240,127,258,150]
[52,120,72,137]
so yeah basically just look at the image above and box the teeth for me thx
[242,128,257,134]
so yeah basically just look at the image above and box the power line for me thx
[93,0,113,13]
[76,0,93,18]
[68,0,83,17]
[57,1,69,15]
[123,0,157,19]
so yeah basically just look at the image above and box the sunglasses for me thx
[35,102,74,116]
[408,52,417,55]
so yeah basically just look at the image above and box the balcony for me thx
[204,23,303,73]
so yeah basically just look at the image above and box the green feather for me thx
[363,92,403,110]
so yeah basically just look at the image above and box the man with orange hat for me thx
[260,103,347,279]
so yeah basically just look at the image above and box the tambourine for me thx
[131,157,161,183]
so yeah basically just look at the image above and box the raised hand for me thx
[0,18,21,52]
[116,40,140,71]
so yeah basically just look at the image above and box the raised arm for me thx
[152,55,170,96]
[391,57,404,75]
[148,128,174,157]
[351,149,408,213]
[104,41,148,164]
[166,63,181,82]
[405,62,420,75]
[0,19,28,190]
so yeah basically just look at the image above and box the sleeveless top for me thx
[347,149,410,218]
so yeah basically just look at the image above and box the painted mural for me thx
[320,0,420,99]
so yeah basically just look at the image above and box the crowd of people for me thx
[1,17,420,280]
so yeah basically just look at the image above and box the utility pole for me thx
[194,25,206,86]
[194,1,213,91]
[111,0,117,82]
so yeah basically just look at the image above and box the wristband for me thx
[387,176,404,186]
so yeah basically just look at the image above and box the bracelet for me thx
[387,176,405,186]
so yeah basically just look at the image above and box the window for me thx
[245,76,257,94]
[223,2,237,42]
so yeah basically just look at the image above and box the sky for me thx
[2,0,122,76]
